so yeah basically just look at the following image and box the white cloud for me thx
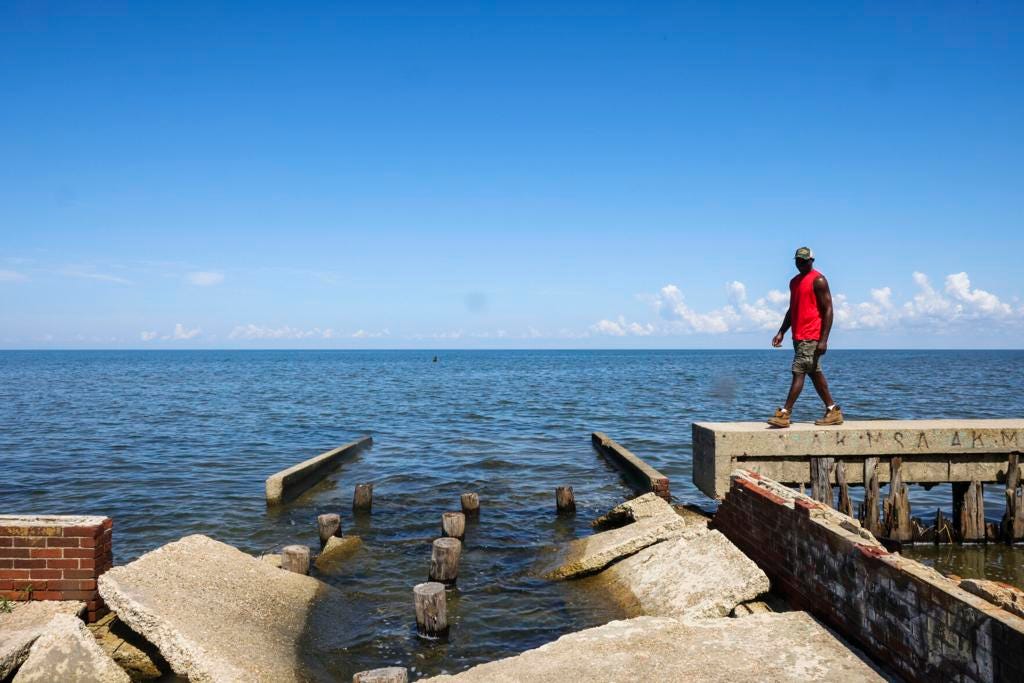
[186,271,225,287]
[595,271,1023,337]
[0,269,27,282]
[140,331,158,341]
[351,328,390,339]
[60,268,131,285]
[228,324,337,340]
[169,323,201,340]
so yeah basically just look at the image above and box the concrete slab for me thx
[591,432,670,499]
[13,613,129,682]
[693,419,1024,498]
[313,535,362,574]
[421,612,887,682]
[542,515,705,580]
[0,601,85,680]
[595,530,769,619]
[98,534,355,683]
[591,492,676,530]
[265,436,372,506]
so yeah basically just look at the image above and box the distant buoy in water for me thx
[433,356,438,363]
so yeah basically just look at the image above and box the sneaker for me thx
[815,405,844,426]
[767,407,791,428]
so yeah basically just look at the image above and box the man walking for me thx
[767,247,843,428]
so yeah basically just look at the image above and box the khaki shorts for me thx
[792,339,823,374]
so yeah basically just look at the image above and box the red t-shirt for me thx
[790,269,822,341]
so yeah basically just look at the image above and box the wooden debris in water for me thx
[317,513,342,549]
[555,486,576,514]
[958,479,985,543]
[281,545,311,575]
[883,457,913,542]
[353,483,374,513]
[414,582,448,639]
[835,460,853,517]
[1002,451,1024,543]
[429,537,462,586]
[809,457,834,507]
[935,508,955,544]
[441,512,466,541]
[862,457,880,536]
[461,492,480,517]
[353,667,408,683]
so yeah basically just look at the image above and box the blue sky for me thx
[1,1,1022,348]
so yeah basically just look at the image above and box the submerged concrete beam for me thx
[265,436,372,506]
[591,432,670,500]
[693,419,1024,499]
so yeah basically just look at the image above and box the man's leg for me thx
[809,370,835,407]
[783,371,805,412]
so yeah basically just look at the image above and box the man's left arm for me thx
[814,275,833,354]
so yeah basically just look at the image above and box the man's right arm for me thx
[772,309,791,347]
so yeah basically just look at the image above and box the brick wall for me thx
[714,470,1024,683]
[0,515,112,622]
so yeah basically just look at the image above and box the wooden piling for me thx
[862,457,880,536]
[353,483,374,513]
[460,492,480,517]
[441,512,466,541]
[555,486,576,513]
[835,461,853,517]
[935,508,954,544]
[883,457,913,542]
[810,457,834,507]
[353,668,408,683]
[1002,452,1024,543]
[317,513,342,549]
[429,537,462,585]
[413,582,448,639]
[959,479,985,543]
[281,545,311,575]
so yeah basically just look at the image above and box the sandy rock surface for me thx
[0,600,85,680]
[591,492,677,529]
[959,578,1024,618]
[422,612,887,682]
[596,530,769,619]
[542,515,705,580]
[98,534,357,683]
[13,613,129,683]
[88,611,170,680]
[313,535,362,574]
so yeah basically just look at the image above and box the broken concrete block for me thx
[596,530,769,619]
[98,534,356,683]
[959,578,1024,619]
[591,492,676,529]
[13,613,129,682]
[313,535,362,574]
[421,612,886,682]
[88,611,170,680]
[0,601,85,680]
[542,515,705,580]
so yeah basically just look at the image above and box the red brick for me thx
[79,537,97,548]
[46,537,80,548]
[0,560,11,569]
[0,569,30,580]
[65,525,103,538]
[12,537,47,548]
[0,548,30,559]
[0,591,24,601]
[30,548,62,559]
[47,559,79,569]
[47,579,88,591]
[62,569,93,580]
[13,580,45,591]
[0,526,61,537]
[31,590,63,600]
[62,548,93,559]
[0,538,11,547]
[0,580,11,590]
[78,558,95,570]
[28,569,63,580]
[57,590,98,601]
[12,559,47,570]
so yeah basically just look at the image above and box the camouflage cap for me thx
[794,246,814,261]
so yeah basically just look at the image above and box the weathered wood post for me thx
[317,513,342,548]
[429,537,462,585]
[353,483,374,513]
[810,457,834,507]
[959,479,985,543]
[935,508,953,543]
[414,581,449,639]
[1002,452,1024,543]
[461,492,480,517]
[281,545,311,575]
[883,457,913,542]
[862,457,880,535]
[353,668,408,683]
[835,461,853,517]
[441,512,466,540]
[555,486,576,513]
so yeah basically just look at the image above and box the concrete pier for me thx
[693,419,1023,499]
[265,437,373,506]
[591,432,670,500]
